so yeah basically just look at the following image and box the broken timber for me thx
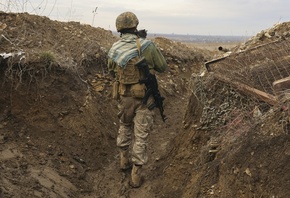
[205,59,278,105]
[273,76,290,102]
[214,74,277,106]
[204,40,286,106]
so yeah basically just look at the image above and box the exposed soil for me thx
[1,12,290,198]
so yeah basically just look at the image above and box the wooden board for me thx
[215,74,277,105]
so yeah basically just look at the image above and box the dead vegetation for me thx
[161,22,290,198]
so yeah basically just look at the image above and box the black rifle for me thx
[135,57,166,122]
[137,29,147,39]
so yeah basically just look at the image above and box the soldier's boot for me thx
[120,149,130,170]
[131,164,143,188]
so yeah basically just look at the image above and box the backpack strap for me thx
[136,38,141,57]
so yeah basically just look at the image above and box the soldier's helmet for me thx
[116,12,139,32]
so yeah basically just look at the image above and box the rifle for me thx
[137,29,147,39]
[135,57,167,122]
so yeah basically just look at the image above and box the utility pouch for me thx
[130,83,146,98]
[112,81,120,99]
[119,83,127,96]
[117,57,141,85]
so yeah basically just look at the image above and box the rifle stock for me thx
[137,29,147,38]
[135,57,166,122]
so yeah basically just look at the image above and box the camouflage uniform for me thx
[108,32,167,166]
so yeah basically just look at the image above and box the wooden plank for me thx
[273,76,290,93]
[273,76,290,102]
[215,74,277,105]
[204,56,227,72]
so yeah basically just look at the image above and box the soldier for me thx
[107,11,167,187]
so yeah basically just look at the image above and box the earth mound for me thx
[158,21,290,197]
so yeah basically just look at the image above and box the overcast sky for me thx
[1,0,290,36]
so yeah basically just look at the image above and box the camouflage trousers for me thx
[117,96,154,165]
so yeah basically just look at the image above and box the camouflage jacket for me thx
[107,34,167,74]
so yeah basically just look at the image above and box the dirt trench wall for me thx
[1,61,117,157]
[178,130,290,198]
[0,61,119,197]
[155,72,290,198]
